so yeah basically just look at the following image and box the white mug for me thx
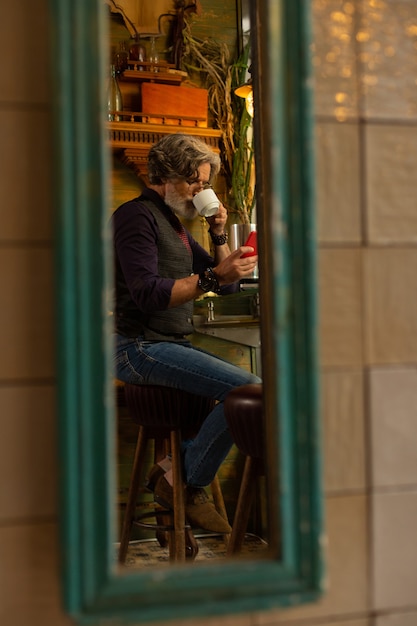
[192,188,220,217]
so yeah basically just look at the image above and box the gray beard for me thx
[165,187,198,220]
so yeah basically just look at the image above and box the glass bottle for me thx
[149,36,159,72]
[107,64,123,121]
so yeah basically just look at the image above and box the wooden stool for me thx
[118,384,229,564]
[224,383,264,555]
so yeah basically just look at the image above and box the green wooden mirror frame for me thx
[51,0,323,622]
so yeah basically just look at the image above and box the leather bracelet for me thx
[209,229,228,246]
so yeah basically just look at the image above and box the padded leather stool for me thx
[224,383,264,555]
[118,383,229,564]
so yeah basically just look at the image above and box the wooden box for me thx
[141,83,208,127]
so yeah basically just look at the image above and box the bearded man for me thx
[112,133,260,533]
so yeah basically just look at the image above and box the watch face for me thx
[199,276,214,292]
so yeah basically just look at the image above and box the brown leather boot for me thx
[154,476,231,534]
[185,485,231,534]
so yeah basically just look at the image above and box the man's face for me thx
[165,162,211,219]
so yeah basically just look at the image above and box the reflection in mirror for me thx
[107,0,271,569]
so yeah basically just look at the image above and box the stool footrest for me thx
[133,508,192,532]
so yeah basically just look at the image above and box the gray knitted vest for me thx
[140,201,194,339]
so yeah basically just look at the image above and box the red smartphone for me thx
[241,230,258,258]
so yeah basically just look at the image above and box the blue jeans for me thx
[114,334,261,487]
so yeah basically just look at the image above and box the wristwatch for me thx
[197,267,221,294]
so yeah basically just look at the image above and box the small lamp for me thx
[234,81,252,99]
[234,70,254,117]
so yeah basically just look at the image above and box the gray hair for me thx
[147,133,221,184]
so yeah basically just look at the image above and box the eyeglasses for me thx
[184,178,213,190]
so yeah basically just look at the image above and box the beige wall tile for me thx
[319,249,363,367]
[97,610,251,626]
[360,1,417,120]
[255,618,369,626]
[370,367,417,488]
[0,386,57,520]
[0,0,50,104]
[255,495,369,623]
[376,613,417,626]
[322,369,366,493]
[372,491,417,610]
[316,621,370,626]
[0,110,53,242]
[0,523,73,626]
[364,249,417,365]
[0,248,55,380]
[316,122,362,244]
[154,614,252,626]
[312,0,359,120]
[366,125,417,244]
[307,621,369,626]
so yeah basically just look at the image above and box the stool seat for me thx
[118,384,228,564]
[224,383,264,554]
[125,384,214,433]
[225,383,264,460]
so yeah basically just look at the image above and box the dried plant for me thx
[179,17,255,223]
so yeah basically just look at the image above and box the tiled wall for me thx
[313,2,417,625]
[0,1,416,625]
[0,1,68,625]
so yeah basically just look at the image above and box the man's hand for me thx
[213,247,258,285]
[205,203,228,235]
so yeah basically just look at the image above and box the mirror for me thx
[52,0,323,621]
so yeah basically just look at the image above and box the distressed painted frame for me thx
[51,0,323,622]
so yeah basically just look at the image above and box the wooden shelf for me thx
[120,59,187,85]
[121,69,185,85]
[109,111,207,125]
[108,119,222,180]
